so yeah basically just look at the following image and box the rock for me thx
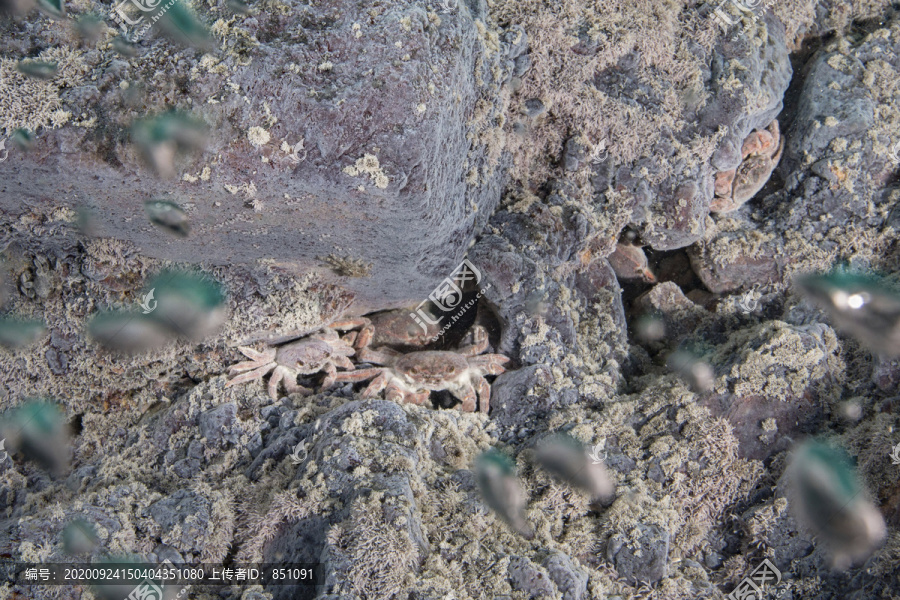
[633,282,707,341]
[148,489,213,558]
[507,555,555,598]
[0,0,520,313]
[542,552,589,600]
[199,402,240,446]
[606,523,670,585]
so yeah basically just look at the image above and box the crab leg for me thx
[225,364,275,388]
[362,372,390,398]
[332,368,383,384]
[321,362,338,389]
[469,354,510,376]
[473,374,491,414]
[268,367,285,400]
[456,383,477,412]
[227,347,276,374]
[282,375,312,396]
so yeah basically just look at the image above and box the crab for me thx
[711,120,784,213]
[331,325,509,413]
[224,318,369,400]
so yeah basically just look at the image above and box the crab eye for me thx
[410,366,420,374]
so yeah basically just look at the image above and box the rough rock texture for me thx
[0,0,519,313]
[3,1,900,600]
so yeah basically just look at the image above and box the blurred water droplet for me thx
[144,199,190,237]
[158,0,214,50]
[0,399,70,474]
[36,0,63,17]
[475,450,534,539]
[145,270,226,340]
[112,36,139,57]
[17,60,58,80]
[11,129,35,152]
[786,441,886,568]
[0,318,48,350]
[87,311,173,353]
[131,111,207,179]
[798,271,900,357]
[535,434,615,502]
[62,519,98,555]
[226,0,251,15]
[666,348,714,392]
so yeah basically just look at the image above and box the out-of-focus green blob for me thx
[144,199,190,237]
[112,36,139,57]
[62,519,98,555]
[475,449,534,539]
[0,399,70,474]
[36,0,63,17]
[535,433,615,502]
[74,13,104,42]
[131,111,207,179]
[144,270,226,340]
[226,0,250,14]
[787,441,886,568]
[798,271,900,357]
[16,59,58,80]
[11,129,35,152]
[0,317,48,350]
[158,0,214,50]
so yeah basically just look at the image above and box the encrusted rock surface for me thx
[2,1,900,600]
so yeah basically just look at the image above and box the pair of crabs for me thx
[224,311,509,413]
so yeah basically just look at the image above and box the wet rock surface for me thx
[2,1,900,600]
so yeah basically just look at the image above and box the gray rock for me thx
[542,552,589,600]
[199,402,240,446]
[0,0,519,314]
[606,523,669,585]
[507,555,555,598]
[148,489,212,556]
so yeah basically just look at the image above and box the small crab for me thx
[712,120,784,213]
[224,319,368,400]
[331,325,509,413]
